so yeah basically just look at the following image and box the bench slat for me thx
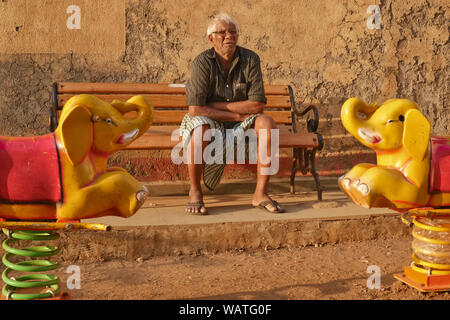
[56,110,292,125]
[57,82,290,96]
[151,111,292,124]
[125,126,318,149]
[140,125,295,135]
[57,94,292,109]
[58,83,187,94]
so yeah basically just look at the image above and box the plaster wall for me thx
[0,0,448,181]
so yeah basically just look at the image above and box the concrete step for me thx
[54,191,411,262]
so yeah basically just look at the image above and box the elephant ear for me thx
[403,108,430,161]
[60,105,93,166]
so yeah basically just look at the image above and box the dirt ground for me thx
[59,235,449,300]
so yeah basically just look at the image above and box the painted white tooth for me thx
[341,177,351,189]
[357,183,370,195]
[136,190,148,203]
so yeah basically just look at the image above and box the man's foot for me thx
[186,190,208,215]
[185,200,208,215]
[252,196,284,213]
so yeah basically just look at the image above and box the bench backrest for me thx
[52,82,295,129]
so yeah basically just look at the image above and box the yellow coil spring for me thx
[409,216,450,276]
[1,228,61,300]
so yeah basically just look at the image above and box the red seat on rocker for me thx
[0,134,62,203]
[429,136,450,193]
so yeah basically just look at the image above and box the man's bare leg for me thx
[186,125,210,214]
[252,115,283,213]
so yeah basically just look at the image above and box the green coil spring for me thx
[1,228,61,300]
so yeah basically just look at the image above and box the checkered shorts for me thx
[180,113,259,190]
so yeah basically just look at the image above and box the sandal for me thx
[253,199,285,213]
[185,200,208,215]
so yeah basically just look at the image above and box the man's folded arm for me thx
[188,105,249,122]
[207,100,265,115]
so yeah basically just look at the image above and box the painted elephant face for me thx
[341,98,430,159]
[56,94,154,165]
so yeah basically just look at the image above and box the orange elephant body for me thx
[0,94,154,222]
[339,98,450,210]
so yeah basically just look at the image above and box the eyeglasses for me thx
[212,30,238,37]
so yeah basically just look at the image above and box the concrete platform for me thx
[58,190,411,262]
[85,191,396,227]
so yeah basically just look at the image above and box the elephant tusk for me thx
[117,128,139,144]
[358,128,382,145]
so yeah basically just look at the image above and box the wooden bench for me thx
[50,82,324,200]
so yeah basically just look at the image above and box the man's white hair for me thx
[206,13,239,36]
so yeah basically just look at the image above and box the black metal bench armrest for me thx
[294,105,319,133]
[292,105,323,151]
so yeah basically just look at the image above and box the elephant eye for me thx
[386,116,404,124]
[105,118,117,126]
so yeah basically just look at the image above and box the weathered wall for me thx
[0,0,448,180]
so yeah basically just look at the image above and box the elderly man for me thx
[181,13,284,215]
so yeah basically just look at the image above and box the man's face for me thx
[208,21,238,57]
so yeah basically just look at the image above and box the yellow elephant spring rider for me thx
[0,94,154,299]
[339,98,450,292]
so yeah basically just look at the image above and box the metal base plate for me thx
[394,270,450,292]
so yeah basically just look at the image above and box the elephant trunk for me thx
[112,96,154,137]
[341,98,379,138]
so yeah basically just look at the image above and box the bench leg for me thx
[308,149,322,201]
[290,148,322,200]
[290,148,301,194]
[290,158,297,194]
